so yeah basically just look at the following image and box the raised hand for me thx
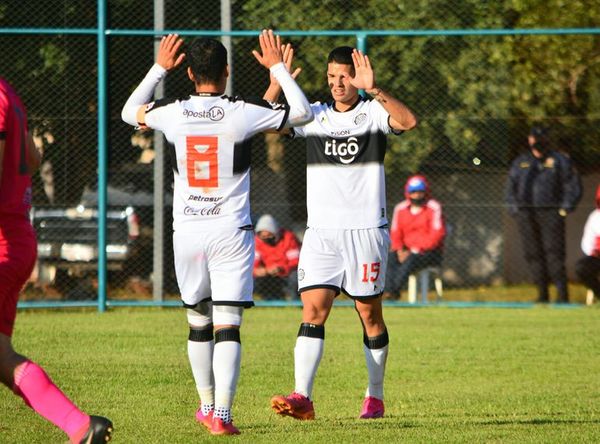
[349,49,376,91]
[269,43,302,86]
[282,43,302,79]
[252,29,284,70]
[157,34,186,71]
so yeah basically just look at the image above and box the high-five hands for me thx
[252,29,285,70]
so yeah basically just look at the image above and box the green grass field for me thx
[1,305,599,443]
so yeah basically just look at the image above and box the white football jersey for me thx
[293,97,400,229]
[145,93,289,232]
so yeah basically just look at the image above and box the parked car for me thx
[32,163,175,298]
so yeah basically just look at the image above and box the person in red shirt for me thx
[575,184,600,297]
[0,77,112,443]
[383,175,446,300]
[253,214,301,300]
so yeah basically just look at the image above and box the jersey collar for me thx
[331,95,363,113]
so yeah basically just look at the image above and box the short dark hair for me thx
[187,38,228,85]
[327,46,354,65]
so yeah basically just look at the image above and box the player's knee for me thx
[213,305,244,327]
[186,301,213,328]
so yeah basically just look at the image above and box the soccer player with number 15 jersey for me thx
[265,46,417,421]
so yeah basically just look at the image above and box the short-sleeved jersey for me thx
[0,78,32,223]
[293,97,399,229]
[144,93,289,232]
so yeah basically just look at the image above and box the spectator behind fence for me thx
[0,77,113,443]
[575,184,600,298]
[382,175,446,300]
[506,126,582,303]
[253,214,301,300]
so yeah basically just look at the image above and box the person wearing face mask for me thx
[382,175,446,300]
[253,214,301,300]
[505,126,582,303]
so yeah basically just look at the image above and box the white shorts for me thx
[297,227,390,298]
[173,228,255,307]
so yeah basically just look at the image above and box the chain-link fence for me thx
[2,1,599,308]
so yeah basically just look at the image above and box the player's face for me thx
[327,62,358,104]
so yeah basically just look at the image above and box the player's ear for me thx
[224,65,230,79]
[187,66,195,82]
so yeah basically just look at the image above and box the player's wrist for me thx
[366,86,381,96]
[150,63,168,78]
[269,62,286,73]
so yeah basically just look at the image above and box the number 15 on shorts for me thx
[361,262,381,283]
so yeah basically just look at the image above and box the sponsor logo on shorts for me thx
[298,268,305,281]
[183,106,224,121]
[324,136,360,164]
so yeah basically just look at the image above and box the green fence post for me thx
[96,0,108,312]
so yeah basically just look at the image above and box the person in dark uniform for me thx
[506,126,582,303]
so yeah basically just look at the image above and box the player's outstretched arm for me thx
[121,34,185,127]
[253,29,313,127]
[350,49,417,131]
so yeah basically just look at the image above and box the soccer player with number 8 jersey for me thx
[121,31,312,435]
[265,46,417,421]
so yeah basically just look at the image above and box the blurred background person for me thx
[506,126,582,303]
[383,175,446,300]
[253,214,301,300]
[575,184,600,299]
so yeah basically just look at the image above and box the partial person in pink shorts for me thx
[0,76,113,444]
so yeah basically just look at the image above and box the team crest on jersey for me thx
[354,113,367,125]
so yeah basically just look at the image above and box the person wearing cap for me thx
[253,214,301,300]
[505,126,582,303]
[383,175,446,300]
[575,184,600,298]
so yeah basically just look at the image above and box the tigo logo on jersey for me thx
[183,106,224,121]
[324,136,360,164]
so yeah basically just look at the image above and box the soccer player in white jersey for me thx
[121,31,312,435]
[265,46,417,420]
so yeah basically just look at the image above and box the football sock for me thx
[12,360,89,440]
[187,328,215,409]
[213,406,232,423]
[363,330,389,400]
[294,323,325,399]
[213,328,241,422]
[201,403,214,416]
